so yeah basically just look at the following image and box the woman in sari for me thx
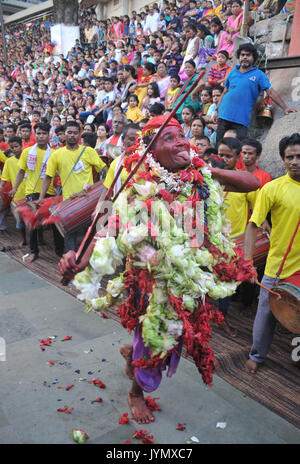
[150,62,171,103]
[213,0,244,58]
[172,59,202,123]
[114,65,137,111]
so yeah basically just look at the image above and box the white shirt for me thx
[144,12,160,33]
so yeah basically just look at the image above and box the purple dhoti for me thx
[132,324,183,392]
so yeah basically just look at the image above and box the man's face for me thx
[123,128,139,149]
[35,129,49,146]
[112,116,124,135]
[5,127,15,138]
[152,126,191,172]
[104,81,113,92]
[284,145,300,181]
[9,141,23,157]
[239,50,255,69]
[241,144,258,168]
[21,127,31,140]
[65,125,80,146]
[218,143,237,170]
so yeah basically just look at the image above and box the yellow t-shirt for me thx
[0,149,7,164]
[18,146,55,196]
[224,190,256,238]
[46,145,106,200]
[126,106,144,123]
[1,156,26,201]
[250,174,300,279]
[103,155,128,190]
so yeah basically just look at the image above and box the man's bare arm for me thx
[209,167,260,192]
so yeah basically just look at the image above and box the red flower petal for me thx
[89,379,106,388]
[118,413,130,424]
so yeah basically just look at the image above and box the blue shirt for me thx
[218,65,271,127]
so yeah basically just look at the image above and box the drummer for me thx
[0,136,26,246]
[38,120,106,252]
[217,137,258,336]
[244,133,300,374]
[10,122,65,262]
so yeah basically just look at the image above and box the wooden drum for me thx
[49,181,106,237]
[269,273,300,334]
[232,228,270,267]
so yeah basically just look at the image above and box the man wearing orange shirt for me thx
[241,138,272,193]
[20,123,36,149]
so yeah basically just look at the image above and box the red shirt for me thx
[252,168,272,188]
[22,133,36,150]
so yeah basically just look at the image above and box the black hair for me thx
[143,62,156,74]
[218,49,229,60]
[210,15,223,30]
[149,102,165,115]
[185,59,196,68]
[97,123,110,134]
[170,74,181,83]
[192,115,206,128]
[279,133,300,160]
[212,84,224,93]
[241,137,262,156]
[81,132,97,148]
[123,122,140,137]
[6,123,17,132]
[65,120,81,131]
[34,122,51,133]
[55,125,66,134]
[182,105,196,116]
[8,135,22,146]
[129,94,139,104]
[84,122,96,132]
[219,137,242,154]
[148,82,160,98]
[236,43,259,63]
[197,23,211,38]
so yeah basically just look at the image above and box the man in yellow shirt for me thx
[0,147,8,233]
[11,123,64,262]
[39,120,106,252]
[217,137,258,336]
[0,136,26,246]
[244,132,300,373]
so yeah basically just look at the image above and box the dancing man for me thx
[59,115,260,424]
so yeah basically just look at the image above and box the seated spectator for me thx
[126,95,144,122]
[181,105,196,138]
[165,74,181,110]
[207,50,232,87]
[189,116,206,145]
[141,82,161,116]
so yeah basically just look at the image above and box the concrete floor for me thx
[0,252,299,445]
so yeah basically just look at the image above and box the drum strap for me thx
[275,216,300,284]
[60,146,87,194]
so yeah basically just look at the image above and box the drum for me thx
[269,273,300,334]
[49,181,106,237]
[232,228,270,267]
[11,196,62,229]
[0,182,12,212]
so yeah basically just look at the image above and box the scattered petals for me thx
[176,423,186,431]
[118,413,130,424]
[91,397,103,403]
[89,379,106,388]
[124,438,131,444]
[145,396,161,411]
[57,405,73,414]
[141,434,154,444]
[65,384,74,391]
[101,313,109,319]
[47,360,54,367]
[61,336,72,341]
[133,430,148,439]
[72,428,89,444]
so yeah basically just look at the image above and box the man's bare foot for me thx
[245,358,259,374]
[128,391,155,424]
[25,253,38,263]
[120,344,135,380]
[221,322,238,338]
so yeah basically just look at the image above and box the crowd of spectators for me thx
[0,0,287,158]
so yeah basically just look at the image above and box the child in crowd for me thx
[207,50,232,87]
[141,82,161,116]
[126,94,144,122]
[199,86,213,116]
[165,74,181,110]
